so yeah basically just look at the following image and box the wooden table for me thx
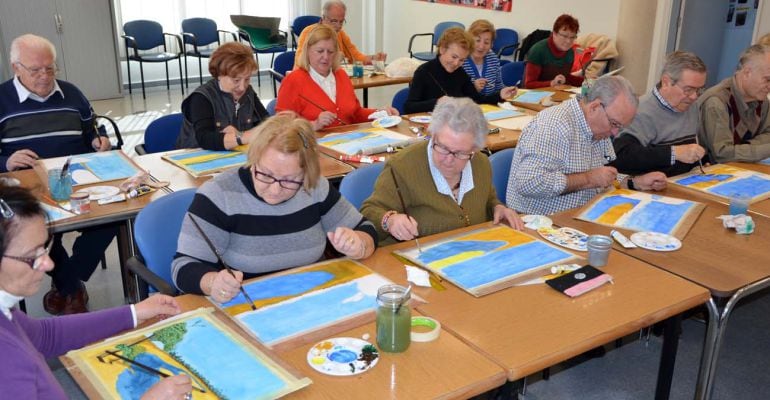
[173,295,507,399]
[350,73,411,107]
[511,86,575,112]
[550,186,770,399]
[361,222,710,399]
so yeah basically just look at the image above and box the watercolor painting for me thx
[317,128,418,156]
[43,151,141,186]
[163,149,247,177]
[215,259,392,348]
[394,225,584,297]
[670,164,770,203]
[64,308,311,400]
[41,202,75,223]
[478,104,524,121]
[576,189,704,238]
[511,90,552,104]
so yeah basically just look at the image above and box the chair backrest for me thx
[272,51,295,81]
[291,15,320,42]
[124,20,165,50]
[144,113,184,154]
[339,163,385,209]
[182,17,219,47]
[493,28,519,57]
[266,98,277,115]
[501,61,525,87]
[434,21,465,46]
[518,29,551,61]
[391,87,410,115]
[134,188,197,292]
[488,148,515,203]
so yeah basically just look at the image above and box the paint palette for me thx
[372,116,402,128]
[537,227,589,251]
[630,231,682,252]
[75,185,120,201]
[409,115,432,124]
[307,337,379,376]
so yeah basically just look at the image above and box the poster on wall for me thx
[415,0,512,13]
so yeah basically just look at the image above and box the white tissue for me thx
[368,110,389,120]
[405,265,432,287]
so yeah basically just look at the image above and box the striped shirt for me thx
[462,51,504,96]
[172,167,377,294]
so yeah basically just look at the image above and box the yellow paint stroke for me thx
[596,202,635,224]
[608,188,635,196]
[426,226,535,271]
[224,259,372,315]
[177,151,243,166]
[478,104,503,113]
[688,165,740,189]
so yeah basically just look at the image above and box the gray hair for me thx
[428,97,488,149]
[582,75,638,109]
[9,34,56,64]
[323,0,346,15]
[661,51,706,83]
[737,44,770,71]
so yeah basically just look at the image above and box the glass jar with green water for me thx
[376,284,411,353]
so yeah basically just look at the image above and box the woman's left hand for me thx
[328,227,366,259]
[500,86,518,100]
[493,204,525,231]
[134,294,182,325]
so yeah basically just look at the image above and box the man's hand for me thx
[673,144,706,164]
[633,172,667,191]
[587,166,618,188]
[6,149,39,171]
[92,136,111,152]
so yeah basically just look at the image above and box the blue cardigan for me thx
[462,51,504,96]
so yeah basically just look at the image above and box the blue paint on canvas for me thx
[416,240,504,265]
[317,131,370,144]
[168,150,235,161]
[168,317,287,398]
[239,281,376,344]
[116,353,184,399]
[623,201,694,234]
[319,131,406,155]
[222,271,334,307]
[583,195,640,220]
[70,152,139,183]
[760,157,770,165]
[675,174,731,186]
[514,91,552,103]
[439,241,573,289]
[708,175,770,198]
[186,153,246,173]
[484,109,523,120]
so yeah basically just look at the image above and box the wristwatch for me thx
[235,130,244,146]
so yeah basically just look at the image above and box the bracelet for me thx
[235,133,243,146]
[627,177,635,190]
[381,210,397,232]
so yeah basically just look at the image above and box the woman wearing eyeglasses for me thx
[524,14,585,89]
[0,185,192,399]
[172,112,376,302]
[361,98,523,246]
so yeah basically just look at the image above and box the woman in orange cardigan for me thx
[276,24,398,130]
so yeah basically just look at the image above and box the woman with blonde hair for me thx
[277,24,397,130]
[463,19,504,96]
[172,112,377,301]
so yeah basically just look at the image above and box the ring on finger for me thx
[184,392,192,400]
[220,289,227,296]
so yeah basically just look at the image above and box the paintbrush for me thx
[395,285,412,314]
[59,156,72,180]
[298,94,347,125]
[99,350,207,393]
[188,215,257,311]
[694,134,706,174]
[427,72,448,96]
[389,168,422,253]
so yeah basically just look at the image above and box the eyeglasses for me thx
[15,62,58,77]
[599,103,625,131]
[3,238,53,271]
[555,31,578,41]
[252,167,303,190]
[432,140,475,160]
[323,16,346,25]
[674,82,705,97]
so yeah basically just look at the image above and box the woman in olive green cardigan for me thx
[361,97,524,246]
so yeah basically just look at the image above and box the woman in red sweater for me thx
[523,14,585,89]
[276,24,398,130]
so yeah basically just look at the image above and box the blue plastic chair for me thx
[126,189,196,299]
[493,28,520,59]
[488,148,515,203]
[391,87,410,115]
[182,18,236,86]
[408,21,464,61]
[136,113,184,154]
[232,15,288,88]
[339,163,386,209]
[501,61,525,87]
[290,15,320,49]
[122,20,184,99]
[269,50,295,97]
[266,98,277,116]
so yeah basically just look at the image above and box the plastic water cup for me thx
[48,168,73,202]
[373,60,385,73]
[587,234,612,268]
[729,193,750,215]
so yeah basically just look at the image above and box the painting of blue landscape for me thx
[670,164,770,203]
[317,129,415,155]
[395,226,583,296]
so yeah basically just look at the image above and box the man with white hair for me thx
[699,44,770,162]
[0,34,115,315]
[506,75,668,215]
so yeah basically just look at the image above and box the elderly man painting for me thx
[506,75,668,215]
[699,44,770,162]
[294,0,386,66]
[612,51,707,176]
[0,34,116,314]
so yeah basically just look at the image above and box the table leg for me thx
[655,313,682,400]
[363,88,369,107]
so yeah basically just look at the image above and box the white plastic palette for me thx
[409,115,432,124]
[74,185,120,201]
[307,337,379,376]
[537,227,589,251]
[630,231,682,252]
[372,116,401,128]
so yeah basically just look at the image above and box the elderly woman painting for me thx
[361,98,523,245]
[0,186,191,399]
[176,42,269,150]
[172,112,377,302]
[276,24,398,130]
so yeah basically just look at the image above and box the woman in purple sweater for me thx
[0,186,192,399]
